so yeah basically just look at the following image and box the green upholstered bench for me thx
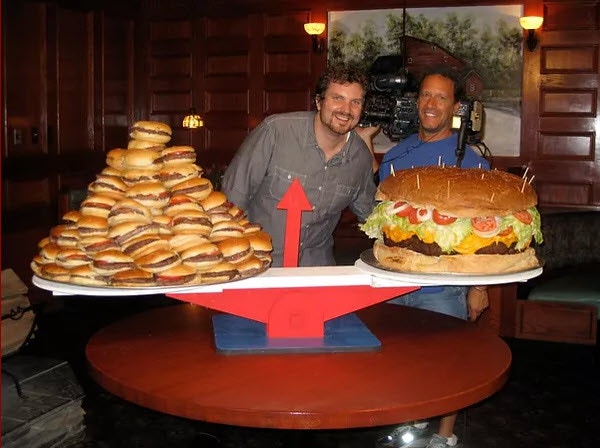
[528,273,600,315]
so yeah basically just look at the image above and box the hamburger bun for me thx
[30,255,45,276]
[121,168,160,186]
[246,231,273,261]
[80,195,117,219]
[54,228,80,248]
[37,236,52,249]
[61,210,82,227]
[170,177,212,201]
[100,166,124,179]
[126,182,170,209]
[376,166,537,218]
[76,215,109,237]
[106,148,126,169]
[164,194,205,216]
[121,234,170,258]
[111,268,156,287]
[40,242,60,262]
[200,191,228,213]
[155,264,198,286]
[123,148,162,170]
[127,139,166,151]
[129,121,172,144]
[107,199,152,226]
[215,236,253,264]
[209,220,244,242]
[40,263,71,282]
[180,242,223,270]
[78,236,119,254]
[236,255,266,278]
[88,175,127,198]
[91,250,135,275]
[373,241,540,274]
[69,265,109,286]
[158,163,200,188]
[170,210,212,236]
[108,220,159,245]
[200,261,238,284]
[152,214,173,235]
[134,249,181,273]
[55,248,93,268]
[156,146,197,166]
[168,233,210,253]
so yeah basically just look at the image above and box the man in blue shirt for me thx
[377,66,490,448]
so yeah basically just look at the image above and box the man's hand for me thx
[467,286,489,321]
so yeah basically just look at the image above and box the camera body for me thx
[359,55,420,141]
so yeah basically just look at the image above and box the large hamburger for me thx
[360,166,543,274]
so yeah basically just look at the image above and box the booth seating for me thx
[515,212,599,345]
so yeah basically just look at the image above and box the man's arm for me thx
[355,126,381,173]
[221,121,274,210]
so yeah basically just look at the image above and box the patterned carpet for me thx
[26,296,600,448]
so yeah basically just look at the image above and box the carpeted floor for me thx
[18,294,600,448]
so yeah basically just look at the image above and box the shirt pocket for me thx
[268,165,308,200]
[328,182,359,214]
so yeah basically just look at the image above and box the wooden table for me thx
[86,303,511,430]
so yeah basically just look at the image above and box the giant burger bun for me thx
[376,166,538,218]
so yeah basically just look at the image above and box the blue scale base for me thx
[212,313,381,354]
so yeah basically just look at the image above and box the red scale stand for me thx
[168,179,418,353]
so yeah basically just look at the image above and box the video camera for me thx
[359,55,420,141]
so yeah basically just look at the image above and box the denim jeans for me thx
[387,286,468,320]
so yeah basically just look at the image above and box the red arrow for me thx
[277,178,313,267]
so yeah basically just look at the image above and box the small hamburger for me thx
[360,166,544,274]
[155,264,198,286]
[129,121,172,144]
[156,146,197,166]
[170,177,213,201]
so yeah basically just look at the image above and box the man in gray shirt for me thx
[222,64,378,266]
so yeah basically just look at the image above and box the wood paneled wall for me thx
[2,0,600,285]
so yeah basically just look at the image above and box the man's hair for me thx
[315,63,369,99]
[419,65,465,102]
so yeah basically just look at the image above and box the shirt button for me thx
[318,186,322,191]
[287,174,292,179]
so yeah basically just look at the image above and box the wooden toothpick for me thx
[438,155,442,166]
[521,177,527,193]
[391,165,396,177]
[490,192,495,202]
[416,174,420,189]
[481,173,485,180]
[447,180,450,198]
[522,166,530,179]
[528,174,536,184]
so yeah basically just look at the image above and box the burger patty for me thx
[383,235,520,256]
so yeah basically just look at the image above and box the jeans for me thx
[387,286,468,320]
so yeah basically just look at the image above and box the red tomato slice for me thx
[498,226,513,237]
[471,216,501,238]
[408,208,420,225]
[390,201,415,218]
[514,210,533,224]
[432,209,457,225]
[415,207,433,222]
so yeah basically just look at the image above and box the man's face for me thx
[316,82,365,135]
[417,74,459,136]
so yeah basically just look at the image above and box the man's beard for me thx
[322,110,355,135]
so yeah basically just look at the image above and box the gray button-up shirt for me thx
[222,111,376,267]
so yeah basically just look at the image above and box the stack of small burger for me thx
[360,166,544,274]
[31,120,273,287]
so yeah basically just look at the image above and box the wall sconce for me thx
[519,16,544,51]
[304,22,326,53]
[182,108,204,129]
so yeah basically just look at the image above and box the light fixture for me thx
[519,16,544,51]
[182,108,204,129]
[304,22,326,53]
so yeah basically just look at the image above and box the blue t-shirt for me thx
[379,133,489,181]
[378,133,490,295]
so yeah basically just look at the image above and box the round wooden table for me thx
[86,303,511,430]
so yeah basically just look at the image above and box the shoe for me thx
[425,433,458,448]
[376,422,430,447]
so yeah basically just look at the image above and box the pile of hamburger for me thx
[361,166,544,274]
[31,121,272,287]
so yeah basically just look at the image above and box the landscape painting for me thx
[328,5,524,156]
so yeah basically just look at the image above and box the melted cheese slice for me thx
[454,233,519,255]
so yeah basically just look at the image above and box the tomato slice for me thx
[471,216,501,238]
[514,210,533,225]
[408,208,420,225]
[389,201,415,218]
[432,209,457,225]
[498,226,513,237]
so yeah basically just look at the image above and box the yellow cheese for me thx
[383,226,414,242]
[454,232,519,255]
